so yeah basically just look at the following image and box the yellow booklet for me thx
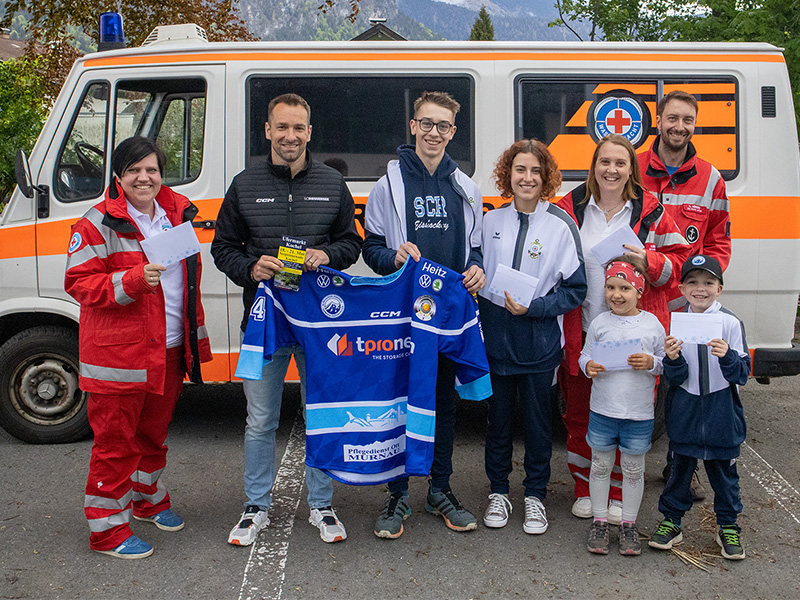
[274,236,307,291]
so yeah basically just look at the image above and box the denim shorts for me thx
[586,411,654,455]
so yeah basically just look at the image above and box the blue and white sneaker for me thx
[96,535,153,559]
[134,508,185,532]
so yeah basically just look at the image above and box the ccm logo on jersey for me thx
[370,311,401,318]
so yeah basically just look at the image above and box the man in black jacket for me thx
[212,93,361,546]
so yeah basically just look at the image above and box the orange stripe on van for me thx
[730,196,800,239]
[664,83,736,94]
[592,83,657,95]
[0,224,37,260]
[84,51,786,68]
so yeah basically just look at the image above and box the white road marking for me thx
[740,441,800,525]
[238,411,306,600]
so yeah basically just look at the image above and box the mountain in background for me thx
[243,0,584,42]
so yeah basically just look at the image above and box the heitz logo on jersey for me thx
[320,294,345,319]
[421,261,447,279]
[327,332,415,359]
[591,94,647,146]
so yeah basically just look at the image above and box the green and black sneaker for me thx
[716,525,745,560]
[648,519,683,550]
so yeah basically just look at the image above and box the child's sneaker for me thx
[586,520,610,554]
[571,496,592,518]
[483,493,512,528]
[716,525,745,560]
[618,522,642,556]
[607,499,623,525]
[309,507,347,543]
[425,485,477,532]
[648,519,683,550]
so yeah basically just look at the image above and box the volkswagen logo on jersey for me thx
[419,274,432,288]
[68,232,82,254]
[320,294,345,318]
[317,274,331,288]
[591,94,648,146]
[414,295,436,321]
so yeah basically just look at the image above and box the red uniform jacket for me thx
[64,180,212,394]
[556,184,690,375]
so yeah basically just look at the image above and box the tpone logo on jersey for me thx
[327,332,415,358]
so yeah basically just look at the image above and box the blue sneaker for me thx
[134,508,185,532]
[96,535,153,559]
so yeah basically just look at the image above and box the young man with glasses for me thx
[363,90,486,539]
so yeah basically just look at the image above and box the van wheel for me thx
[0,326,90,444]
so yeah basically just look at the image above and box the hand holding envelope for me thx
[139,221,202,267]
[487,264,539,308]
[590,226,644,266]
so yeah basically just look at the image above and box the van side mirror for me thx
[15,149,50,218]
[15,149,33,198]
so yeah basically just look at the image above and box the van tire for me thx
[0,326,90,444]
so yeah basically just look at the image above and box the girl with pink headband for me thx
[578,254,666,556]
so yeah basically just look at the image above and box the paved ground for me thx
[2,373,800,600]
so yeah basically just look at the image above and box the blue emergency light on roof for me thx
[98,12,126,51]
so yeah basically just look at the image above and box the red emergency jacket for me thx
[64,180,212,395]
[556,184,690,375]
[638,137,731,308]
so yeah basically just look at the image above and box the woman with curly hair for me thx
[479,139,586,534]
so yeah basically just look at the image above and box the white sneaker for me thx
[483,493,512,528]
[309,507,347,543]
[523,497,548,534]
[608,500,623,526]
[228,505,269,546]
[571,496,593,519]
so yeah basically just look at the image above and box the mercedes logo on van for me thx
[590,93,649,147]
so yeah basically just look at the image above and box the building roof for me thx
[0,34,26,60]
[351,22,406,42]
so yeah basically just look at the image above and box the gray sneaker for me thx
[619,522,642,556]
[374,492,411,539]
[587,520,610,554]
[425,485,477,532]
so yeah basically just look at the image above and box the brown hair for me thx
[657,90,698,117]
[605,253,650,286]
[583,134,643,204]
[492,139,562,201]
[268,93,311,123]
[413,91,460,118]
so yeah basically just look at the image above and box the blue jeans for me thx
[484,370,554,500]
[586,411,654,455]
[241,341,334,510]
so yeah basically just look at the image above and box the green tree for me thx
[0,1,256,101]
[0,57,47,204]
[469,6,495,41]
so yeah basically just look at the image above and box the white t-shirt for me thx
[579,196,632,331]
[127,200,185,349]
[579,310,665,421]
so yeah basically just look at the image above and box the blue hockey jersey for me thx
[236,258,492,485]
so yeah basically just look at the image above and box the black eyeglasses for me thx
[414,118,454,134]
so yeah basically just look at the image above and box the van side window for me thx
[247,76,474,179]
[114,79,207,187]
[54,82,109,202]
[515,78,738,181]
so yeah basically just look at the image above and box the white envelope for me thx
[670,312,724,345]
[140,221,202,266]
[590,226,644,266]
[592,337,643,371]
[487,263,539,308]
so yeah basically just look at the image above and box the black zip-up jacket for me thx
[211,150,362,330]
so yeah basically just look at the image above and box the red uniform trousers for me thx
[84,347,184,551]
[559,359,623,502]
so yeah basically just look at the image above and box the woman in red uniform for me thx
[556,134,689,524]
[65,137,212,559]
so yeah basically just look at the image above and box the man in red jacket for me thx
[638,90,733,499]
